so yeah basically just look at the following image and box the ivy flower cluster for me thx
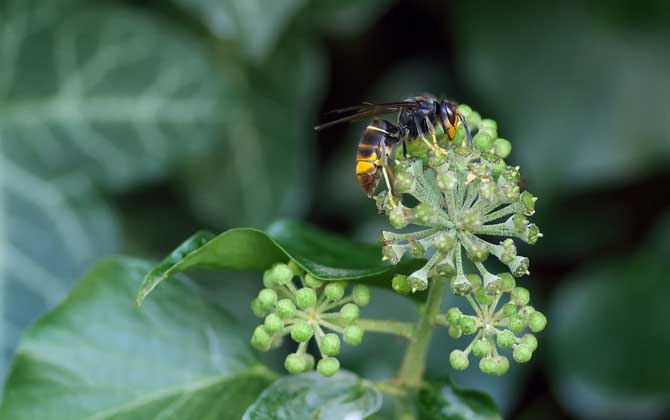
[379,104,547,374]
[250,261,370,377]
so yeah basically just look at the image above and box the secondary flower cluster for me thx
[250,261,370,377]
[378,104,545,374]
[435,273,546,375]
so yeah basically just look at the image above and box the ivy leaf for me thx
[0,0,228,379]
[0,257,275,419]
[242,371,382,420]
[416,378,501,420]
[455,1,670,197]
[136,219,424,305]
[180,40,324,228]
[547,212,670,419]
[172,0,308,61]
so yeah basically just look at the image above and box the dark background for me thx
[2,0,669,418]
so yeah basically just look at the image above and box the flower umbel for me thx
[377,104,546,374]
[250,261,370,377]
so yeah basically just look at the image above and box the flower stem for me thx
[358,319,415,339]
[396,275,448,387]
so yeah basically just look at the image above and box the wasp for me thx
[315,95,471,201]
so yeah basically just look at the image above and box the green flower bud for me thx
[492,159,506,179]
[408,270,429,292]
[491,355,510,375]
[414,202,434,225]
[392,274,410,295]
[433,261,455,277]
[522,333,538,351]
[483,273,503,295]
[382,245,401,264]
[304,274,323,288]
[352,284,371,306]
[257,289,278,310]
[269,263,293,285]
[324,282,346,301]
[449,350,469,370]
[394,172,414,194]
[317,357,340,377]
[493,138,512,159]
[467,243,489,263]
[508,256,530,277]
[502,303,518,317]
[466,273,483,291]
[474,131,494,152]
[321,333,341,356]
[433,232,456,253]
[446,307,462,325]
[460,316,478,335]
[251,298,267,318]
[276,299,296,319]
[508,315,526,333]
[340,303,360,324]
[511,287,530,306]
[520,191,537,215]
[343,325,364,346]
[500,272,516,292]
[251,326,272,352]
[450,274,473,296]
[408,240,426,258]
[479,356,495,374]
[262,269,275,288]
[296,287,317,309]
[472,339,493,358]
[290,322,313,343]
[498,239,517,264]
[479,181,497,202]
[525,224,542,245]
[475,287,494,305]
[497,329,516,349]
[264,313,284,333]
[501,166,520,184]
[499,183,520,202]
[285,353,307,374]
[448,324,463,338]
[513,344,533,363]
[519,305,535,318]
[512,214,529,233]
[457,104,473,118]
[480,118,497,132]
[288,260,305,277]
[528,311,547,332]
[461,210,483,233]
[389,205,409,229]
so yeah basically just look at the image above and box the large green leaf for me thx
[180,38,324,228]
[243,371,382,420]
[547,212,670,419]
[0,257,274,419]
[137,219,424,305]
[0,0,229,380]
[455,1,670,197]
[172,0,307,61]
[416,378,501,420]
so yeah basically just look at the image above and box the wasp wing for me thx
[314,101,419,131]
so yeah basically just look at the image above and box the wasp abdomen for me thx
[355,120,394,197]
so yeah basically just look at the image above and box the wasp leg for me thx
[424,118,448,155]
[380,141,397,208]
[415,117,447,156]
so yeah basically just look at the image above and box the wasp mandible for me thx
[315,95,472,201]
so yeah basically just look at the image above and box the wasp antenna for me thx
[458,113,473,145]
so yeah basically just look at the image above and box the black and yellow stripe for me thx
[355,120,394,197]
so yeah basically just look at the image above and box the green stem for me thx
[396,275,448,387]
[357,319,415,339]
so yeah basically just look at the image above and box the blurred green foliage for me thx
[1,0,669,418]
